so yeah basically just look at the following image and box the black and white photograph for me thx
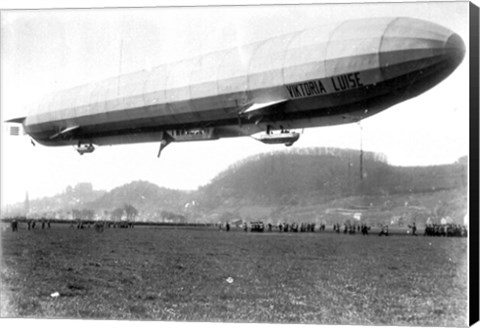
[0,0,473,326]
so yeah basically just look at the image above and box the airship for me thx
[6,17,465,156]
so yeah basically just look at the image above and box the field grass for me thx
[0,224,468,326]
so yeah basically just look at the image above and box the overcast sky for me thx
[0,1,470,206]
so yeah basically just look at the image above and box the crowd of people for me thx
[10,218,52,231]
[232,221,468,237]
[333,223,371,235]
[5,217,136,233]
[276,222,320,233]
[236,222,340,233]
[5,216,468,238]
[70,220,135,230]
[424,223,468,237]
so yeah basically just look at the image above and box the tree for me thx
[72,209,81,220]
[123,204,138,222]
[111,207,124,221]
[81,208,95,221]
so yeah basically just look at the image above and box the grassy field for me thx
[0,224,468,326]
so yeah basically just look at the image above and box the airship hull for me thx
[19,17,465,149]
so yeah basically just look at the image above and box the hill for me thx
[2,148,467,226]
[193,148,467,225]
[196,148,466,205]
[86,180,191,222]
[3,183,107,218]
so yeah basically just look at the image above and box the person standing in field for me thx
[11,219,18,232]
[379,225,389,236]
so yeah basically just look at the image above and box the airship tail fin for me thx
[5,117,26,136]
[5,116,26,124]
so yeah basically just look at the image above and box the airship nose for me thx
[444,32,466,68]
[377,18,466,96]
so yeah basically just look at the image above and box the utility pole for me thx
[24,191,30,217]
[117,38,124,97]
[359,122,363,181]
